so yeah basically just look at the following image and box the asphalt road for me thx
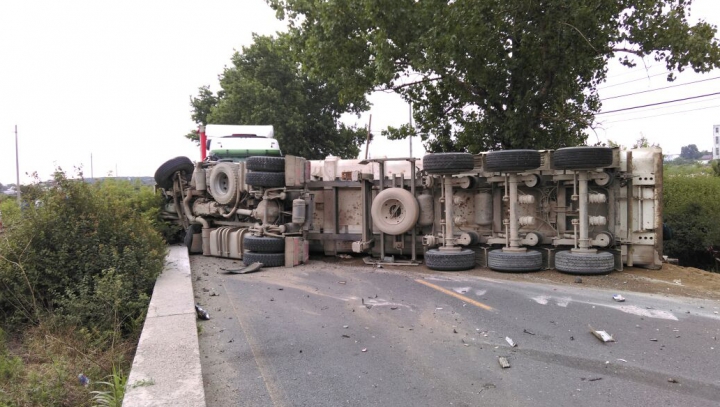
[191,256,720,407]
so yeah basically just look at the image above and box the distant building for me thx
[714,124,720,159]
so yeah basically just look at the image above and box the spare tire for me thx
[424,248,476,271]
[246,156,285,172]
[371,188,420,235]
[246,171,286,188]
[485,150,541,173]
[423,153,475,174]
[209,163,239,205]
[552,147,613,170]
[243,235,285,253]
[155,157,194,190]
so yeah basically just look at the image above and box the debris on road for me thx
[498,356,511,368]
[523,329,536,335]
[589,325,615,343]
[505,337,517,347]
[195,304,210,320]
[210,291,219,296]
[581,377,602,382]
[220,262,263,274]
[338,281,347,285]
[361,348,367,352]
[341,334,350,338]
[650,338,658,342]
[617,359,627,363]
[575,277,583,284]
[612,294,625,302]
[391,306,398,310]
[343,325,349,329]
[668,378,679,383]
[337,254,352,259]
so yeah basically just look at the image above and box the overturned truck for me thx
[157,125,663,275]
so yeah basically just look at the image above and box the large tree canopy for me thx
[268,0,720,152]
[187,34,368,159]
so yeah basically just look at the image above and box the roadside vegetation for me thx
[663,159,720,271]
[0,171,166,406]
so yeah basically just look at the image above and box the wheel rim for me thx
[216,172,229,193]
[380,198,406,225]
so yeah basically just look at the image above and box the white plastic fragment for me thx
[612,294,625,302]
[589,325,615,343]
[498,356,511,368]
[505,337,517,347]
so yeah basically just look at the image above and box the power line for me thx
[596,91,720,115]
[602,76,720,100]
[599,95,720,117]
[598,71,669,90]
[600,103,720,124]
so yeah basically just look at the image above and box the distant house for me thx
[701,154,713,161]
[663,154,680,162]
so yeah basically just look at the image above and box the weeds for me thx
[90,365,127,407]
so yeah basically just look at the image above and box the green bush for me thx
[0,172,167,337]
[663,173,720,270]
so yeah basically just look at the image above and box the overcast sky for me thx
[1,1,719,185]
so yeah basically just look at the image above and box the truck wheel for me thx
[243,235,285,253]
[423,153,475,174]
[554,250,614,275]
[552,147,613,170]
[370,188,420,235]
[246,171,286,188]
[484,150,541,173]
[246,156,285,172]
[209,163,239,205]
[424,248,476,271]
[487,250,542,273]
[243,251,285,267]
[155,157,193,190]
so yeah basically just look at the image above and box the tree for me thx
[186,34,368,159]
[680,144,701,159]
[268,0,720,152]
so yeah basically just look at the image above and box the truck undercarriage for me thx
[157,146,663,275]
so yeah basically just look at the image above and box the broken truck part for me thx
[156,125,664,274]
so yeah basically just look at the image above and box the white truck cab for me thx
[205,125,281,160]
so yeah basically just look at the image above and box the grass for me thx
[0,321,135,407]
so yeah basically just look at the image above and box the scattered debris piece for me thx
[210,291,219,296]
[341,335,350,338]
[221,262,264,274]
[668,378,679,384]
[343,325,349,329]
[228,339,234,343]
[436,307,443,310]
[78,373,90,387]
[650,338,658,342]
[587,377,603,382]
[673,279,682,286]
[612,294,625,302]
[338,281,347,285]
[505,337,517,347]
[337,254,352,259]
[270,298,275,302]
[589,325,615,343]
[361,348,367,352]
[523,329,535,336]
[570,336,574,341]
[278,288,284,291]
[390,306,398,310]
[202,288,210,292]
[195,304,210,320]
[498,356,511,368]
[453,329,458,334]
[617,359,627,363]
[574,277,583,284]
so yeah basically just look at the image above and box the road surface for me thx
[191,256,720,407]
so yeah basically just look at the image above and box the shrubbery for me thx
[663,171,720,270]
[0,171,167,406]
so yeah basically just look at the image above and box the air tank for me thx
[474,192,493,226]
[292,198,306,224]
[417,193,434,227]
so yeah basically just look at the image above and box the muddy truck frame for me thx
[156,126,663,275]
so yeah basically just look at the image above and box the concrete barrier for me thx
[124,246,206,406]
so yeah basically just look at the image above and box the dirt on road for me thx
[318,256,720,301]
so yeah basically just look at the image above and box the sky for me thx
[1,1,719,185]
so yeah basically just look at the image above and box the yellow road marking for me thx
[415,279,494,311]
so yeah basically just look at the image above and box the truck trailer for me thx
[156,125,663,275]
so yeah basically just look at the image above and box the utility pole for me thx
[14,125,21,206]
[364,114,373,160]
[408,103,413,158]
[91,153,94,180]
